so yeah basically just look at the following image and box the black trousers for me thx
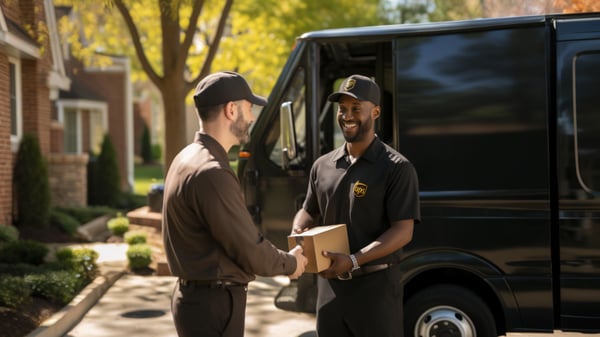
[171,281,248,337]
[316,266,403,337]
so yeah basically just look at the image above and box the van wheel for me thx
[405,284,496,337]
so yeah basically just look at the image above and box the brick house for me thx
[0,0,133,227]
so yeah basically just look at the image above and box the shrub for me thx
[56,206,117,224]
[25,270,80,304]
[50,209,80,235]
[107,213,129,236]
[0,240,49,265]
[124,230,147,245]
[152,143,162,162]
[55,247,99,286]
[0,225,19,244]
[0,276,31,308]
[0,263,40,277]
[119,192,147,210]
[127,244,152,270]
[13,134,51,227]
[141,123,153,164]
[89,134,121,206]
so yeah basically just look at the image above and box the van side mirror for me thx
[280,101,297,169]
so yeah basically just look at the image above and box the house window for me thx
[64,109,80,153]
[89,110,104,154]
[9,58,22,150]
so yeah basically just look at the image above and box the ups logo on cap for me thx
[344,79,356,91]
[353,181,367,197]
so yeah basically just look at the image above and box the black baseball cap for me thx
[193,71,267,108]
[327,74,380,106]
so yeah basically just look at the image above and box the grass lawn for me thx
[134,163,164,195]
[133,160,239,196]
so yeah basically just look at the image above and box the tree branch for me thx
[113,0,163,89]
[188,0,233,92]
[178,0,205,69]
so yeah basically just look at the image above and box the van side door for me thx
[555,17,600,331]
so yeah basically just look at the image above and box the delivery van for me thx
[237,12,600,337]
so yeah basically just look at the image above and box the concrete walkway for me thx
[28,242,599,337]
[64,274,316,337]
[28,243,316,337]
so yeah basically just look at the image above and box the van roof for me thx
[298,13,600,41]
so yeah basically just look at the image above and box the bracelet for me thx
[349,254,360,272]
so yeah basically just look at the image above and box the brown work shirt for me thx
[162,132,296,283]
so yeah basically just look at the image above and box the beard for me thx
[230,105,252,144]
[339,115,374,143]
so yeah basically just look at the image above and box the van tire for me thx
[404,284,496,337]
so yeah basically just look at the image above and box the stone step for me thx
[126,206,161,230]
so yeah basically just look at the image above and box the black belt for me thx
[337,263,392,281]
[179,279,246,288]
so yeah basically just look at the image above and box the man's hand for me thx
[318,251,353,279]
[291,209,317,234]
[288,245,308,279]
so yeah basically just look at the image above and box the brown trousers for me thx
[171,281,248,337]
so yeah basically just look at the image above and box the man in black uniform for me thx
[292,74,420,337]
[163,71,307,337]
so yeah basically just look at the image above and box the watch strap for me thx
[349,254,360,271]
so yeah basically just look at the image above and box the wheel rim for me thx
[414,305,476,337]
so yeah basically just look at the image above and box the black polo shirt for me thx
[303,137,420,265]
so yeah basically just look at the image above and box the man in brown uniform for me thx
[163,71,307,337]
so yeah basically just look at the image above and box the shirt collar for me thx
[331,136,383,163]
[195,132,229,162]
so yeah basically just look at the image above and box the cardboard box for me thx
[288,224,350,273]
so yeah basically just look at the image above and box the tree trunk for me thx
[161,79,189,173]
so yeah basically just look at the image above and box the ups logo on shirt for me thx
[353,181,368,197]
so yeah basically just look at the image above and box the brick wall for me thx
[74,70,130,190]
[20,0,53,156]
[48,153,89,208]
[21,59,52,155]
[50,121,64,153]
[1,0,70,223]
[1,0,21,22]
[0,55,11,225]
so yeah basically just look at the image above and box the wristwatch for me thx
[349,254,360,272]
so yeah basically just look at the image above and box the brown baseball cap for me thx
[193,71,267,108]
[327,74,380,106]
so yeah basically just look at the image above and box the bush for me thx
[141,123,153,164]
[152,143,162,162]
[25,270,80,304]
[89,134,121,207]
[127,244,152,270]
[119,192,147,210]
[0,263,40,277]
[50,209,80,235]
[0,225,19,244]
[0,248,100,308]
[13,134,51,227]
[107,214,129,236]
[55,247,99,287]
[124,230,147,245]
[0,276,31,308]
[55,206,117,224]
[0,240,49,265]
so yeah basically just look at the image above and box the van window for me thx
[574,52,600,192]
[396,27,548,193]
[267,68,307,169]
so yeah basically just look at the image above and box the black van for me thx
[237,12,600,337]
